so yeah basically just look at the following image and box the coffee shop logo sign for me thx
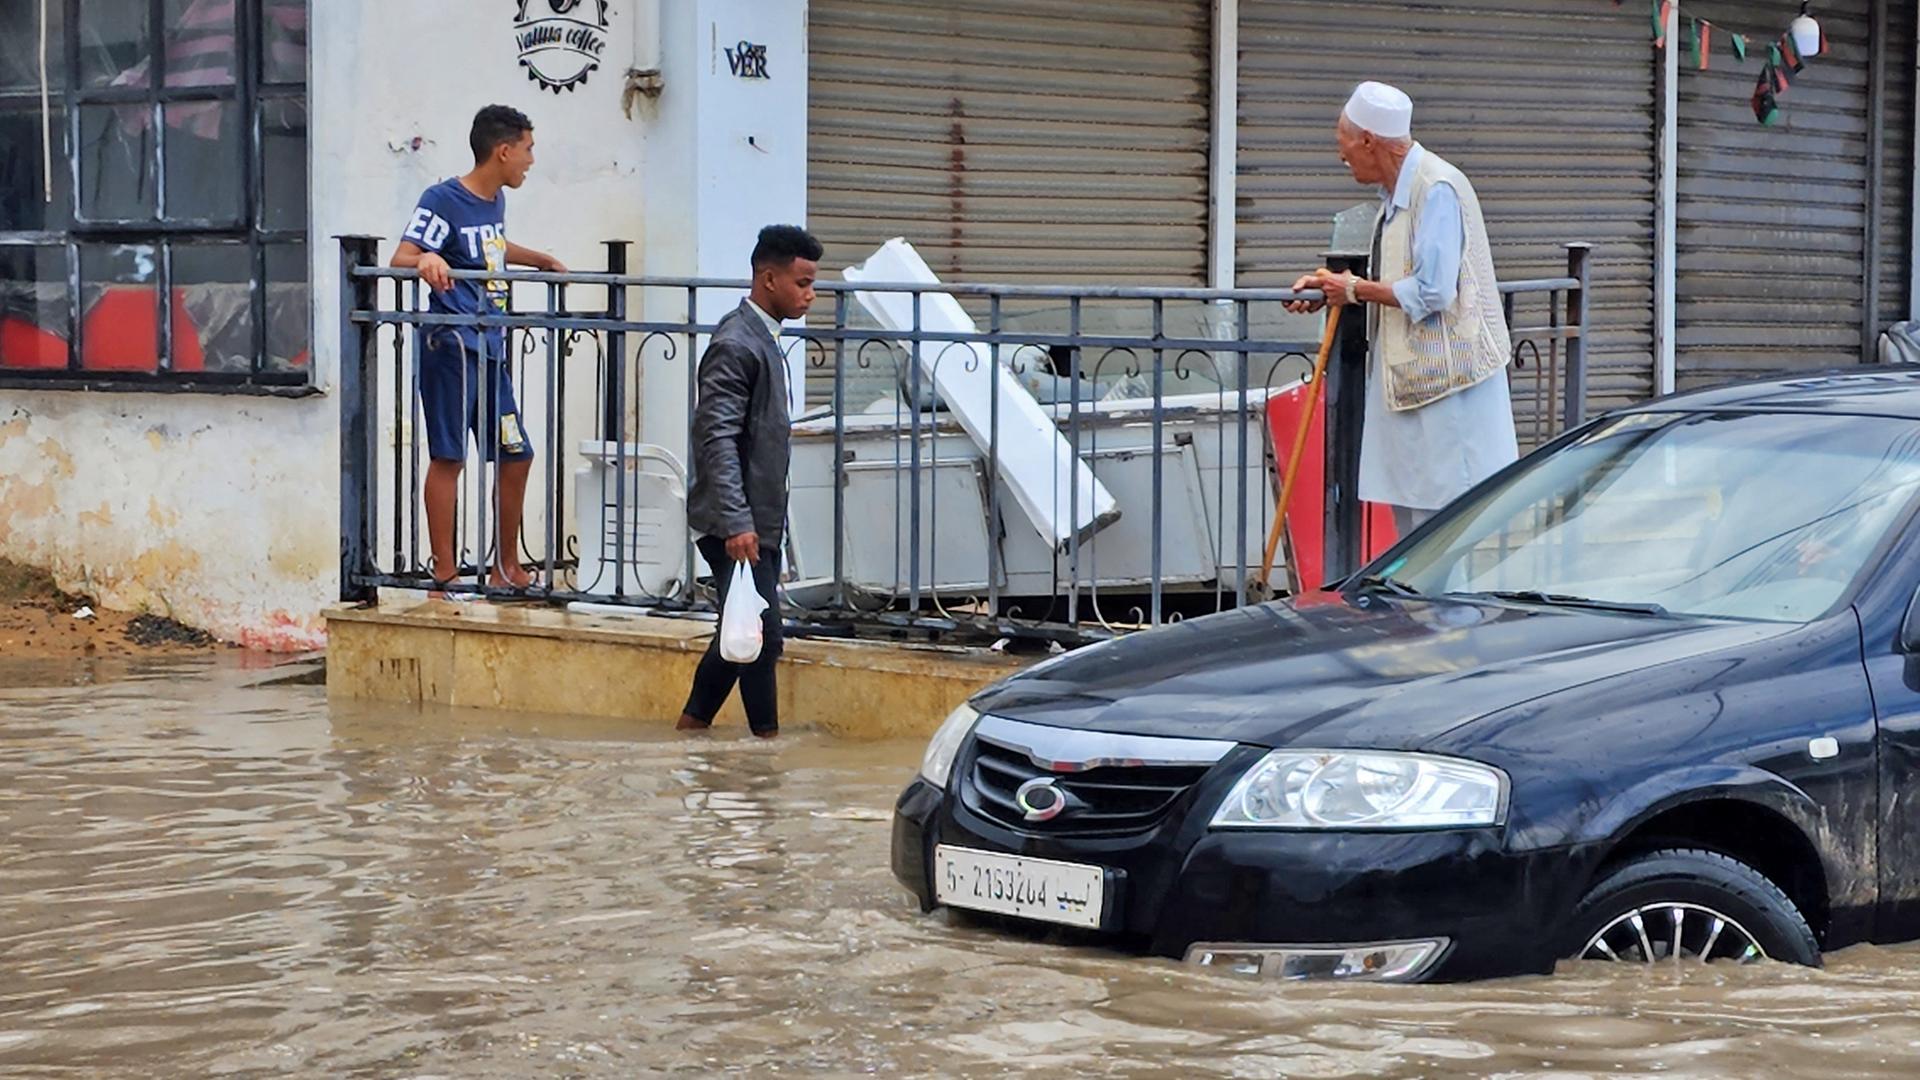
[514,0,611,93]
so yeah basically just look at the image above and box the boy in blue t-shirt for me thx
[392,104,565,593]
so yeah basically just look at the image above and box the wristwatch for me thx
[1344,274,1361,306]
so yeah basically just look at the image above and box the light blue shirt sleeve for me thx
[1390,181,1465,325]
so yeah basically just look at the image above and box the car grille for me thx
[963,736,1216,837]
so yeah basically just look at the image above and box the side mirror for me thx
[1903,586,1920,653]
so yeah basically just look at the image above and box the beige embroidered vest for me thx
[1373,149,1511,411]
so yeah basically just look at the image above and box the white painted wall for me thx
[0,392,339,650]
[1,0,748,641]
[319,0,656,621]
[638,0,808,452]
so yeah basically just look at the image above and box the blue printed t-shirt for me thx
[401,178,509,354]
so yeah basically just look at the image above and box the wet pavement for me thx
[7,656,1920,1077]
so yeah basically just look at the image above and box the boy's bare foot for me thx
[427,571,473,603]
[675,713,711,732]
[752,728,779,739]
[489,563,535,589]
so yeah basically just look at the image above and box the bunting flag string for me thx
[1753,64,1782,125]
[1640,1,1831,125]
[1779,34,1805,73]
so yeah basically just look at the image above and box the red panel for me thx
[1265,384,1398,593]
[81,288,204,373]
[0,317,69,369]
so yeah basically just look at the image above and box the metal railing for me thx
[1503,243,1593,450]
[338,237,1591,643]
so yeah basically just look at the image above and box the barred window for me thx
[0,0,310,391]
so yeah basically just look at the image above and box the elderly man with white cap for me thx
[1287,81,1519,536]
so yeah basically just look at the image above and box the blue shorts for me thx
[417,332,534,464]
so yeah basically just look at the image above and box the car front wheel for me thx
[1563,848,1820,967]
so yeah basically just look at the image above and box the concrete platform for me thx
[324,599,1031,739]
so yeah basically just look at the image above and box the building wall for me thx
[638,0,809,448]
[0,391,335,650]
[1,0,662,649]
[2,0,1910,648]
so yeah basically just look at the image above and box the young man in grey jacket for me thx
[676,225,822,738]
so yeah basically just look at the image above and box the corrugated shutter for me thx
[1878,3,1916,334]
[807,0,1212,288]
[1237,0,1658,415]
[1673,0,1909,388]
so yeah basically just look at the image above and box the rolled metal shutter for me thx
[1237,0,1658,414]
[1878,3,1915,336]
[807,0,1212,288]
[1674,0,1912,388]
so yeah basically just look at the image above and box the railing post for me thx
[603,240,630,597]
[832,290,850,611]
[338,234,381,603]
[1323,250,1371,585]
[910,292,926,615]
[985,294,1002,625]
[602,241,630,446]
[1234,298,1251,607]
[1564,243,1592,424]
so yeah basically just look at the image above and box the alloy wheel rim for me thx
[1579,901,1768,964]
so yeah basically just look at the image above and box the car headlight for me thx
[919,703,980,789]
[1210,751,1507,829]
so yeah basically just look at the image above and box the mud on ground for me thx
[0,559,218,659]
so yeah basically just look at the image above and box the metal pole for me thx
[391,283,406,572]
[474,310,492,594]
[684,285,699,606]
[832,291,849,610]
[1655,0,1678,395]
[909,291,925,613]
[1150,298,1165,627]
[604,241,630,598]
[1067,297,1083,626]
[1565,243,1592,431]
[603,241,630,442]
[1233,299,1250,606]
[987,295,1004,623]
[338,236,381,603]
[1865,0,1888,357]
[1323,251,1370,584]
[545,281,562,592]
[1208,0,1239,292]
[549,282,570,588]
[406,283,422,575]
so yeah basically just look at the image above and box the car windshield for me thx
[1380,410,1920,622]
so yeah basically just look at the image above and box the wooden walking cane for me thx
[1258,304,1344,592]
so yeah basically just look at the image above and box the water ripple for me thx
[5,657,1920,1076]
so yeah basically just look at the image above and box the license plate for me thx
[933,845,1106,929]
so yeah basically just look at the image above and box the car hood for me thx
[972,595,1796,750]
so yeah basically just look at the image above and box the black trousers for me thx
[681,536,783,734]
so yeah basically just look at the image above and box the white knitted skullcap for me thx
[1343,81,1413,139]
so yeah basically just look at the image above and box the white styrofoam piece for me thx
[841,238,1119,550]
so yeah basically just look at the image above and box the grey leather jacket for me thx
[686,301,791,545]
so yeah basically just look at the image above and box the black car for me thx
[892,371,1920,982]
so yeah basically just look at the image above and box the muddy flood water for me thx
[9,657,1920,1077]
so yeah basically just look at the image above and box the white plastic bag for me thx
[718,560,768,664]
